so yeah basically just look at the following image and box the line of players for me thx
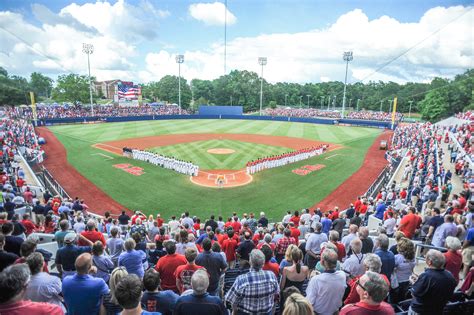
[123,147,199,176]
[246,145,328,174]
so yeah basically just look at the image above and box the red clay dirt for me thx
[93,133,340,155]
[35,127,128,215]
[311,130,394,212]
[191,169,253,188]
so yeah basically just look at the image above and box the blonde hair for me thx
[282,293,314,315]
[109,267,128,304]
[285,244,298,262]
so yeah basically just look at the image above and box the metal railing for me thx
[365,165,392,198]
[37,166,71,199]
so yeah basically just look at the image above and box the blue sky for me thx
[0,1,472,84]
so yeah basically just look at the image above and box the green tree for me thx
[418,89,449,121]
[0,68,30,105]
[30,72,53,99]
[157,75,192,109]
[51,74,91,104]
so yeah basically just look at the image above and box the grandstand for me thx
[0,108,473,314]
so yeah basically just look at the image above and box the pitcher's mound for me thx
[207,148,235,154]
[191,169,252,188]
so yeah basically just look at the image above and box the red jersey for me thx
[155,253,187,292]
[174,263,204,293]
[222,238,238,262]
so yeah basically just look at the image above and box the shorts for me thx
[462,246,474,266]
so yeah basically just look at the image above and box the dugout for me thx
[198,106,243,116]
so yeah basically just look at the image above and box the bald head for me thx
[75,253,92,274]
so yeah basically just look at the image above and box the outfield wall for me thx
[37,114,395,129]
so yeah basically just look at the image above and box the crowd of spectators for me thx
[9,104,190,120]
[0,115,473,314]
[264,108,404,122]
[455,111,474,121]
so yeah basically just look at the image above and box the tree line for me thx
[1,66,472,121]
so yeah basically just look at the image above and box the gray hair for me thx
[445,236,462,251]
[358,227,369,238]
[350,238,362,254]
[250,249,265,270]
[264,233,272,243]
[0,264,31,303]
[329,230,339,242]
[363,253,382,273]
[191,269,209,295]
[314,222,322,232]
[364,271,389,303]
[321,248,338,270]
[426,249,445,269]
[376,234,389,250]
[124,238,136,251]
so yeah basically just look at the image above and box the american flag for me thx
[117,84,141,100]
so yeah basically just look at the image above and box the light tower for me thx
[258,57,267,115]
[175,54,184,115]
[306,95,311,108]
[341,51,353,118]
[82,43,94,116]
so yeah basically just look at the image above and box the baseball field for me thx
[38,119,387,221]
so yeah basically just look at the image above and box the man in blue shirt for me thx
[174,269,226,315]
[141,269,178,315]
[374,200,386,220]
[321,213,332,235]
[374,234,395,281]
[195,238,227,295]
[55,232,92,279]
[62,253,109,314]
[410,249,456,315]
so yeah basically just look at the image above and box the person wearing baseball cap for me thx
[55,232,92,279]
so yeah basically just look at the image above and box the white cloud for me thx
[189,2,237,26]
[0,0,169,81]
[144,5,473,84]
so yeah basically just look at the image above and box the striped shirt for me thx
[225,268,279,314]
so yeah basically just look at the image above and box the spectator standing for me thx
[236,231,255,262]
[342,225,359,253]
[114,274,159,315]
[2,222,23,256]
[222,229,239,268]
[409,249,457,315]
[463,226,474,278]
[155,241,187,293]
[0,233,18,271]
[25,252,63,310]
[280,246,309,303]
[106,226,125,266]
[374,234,395,281]
[443,236,462,284]
[304,222,328,269]
[102,267,128,315]
[398,207,421,239]
[282,292,314,315]
[141,269,178,315]
[175,247,204,294]
[306,248,346,315]
[358,227,374,254]
[225,249,279,314]
[91,241,114,283]
[339,271,394,315]
[0,264,63,315]
[55,232,92,279]
[431,215,457,248]
[118,238,147,278]
[195,238,227,295]
[392,238,416,303]
[62,253,109,314]
[54,220,72,248]
[174,269,227,315]
[342,238,366,278]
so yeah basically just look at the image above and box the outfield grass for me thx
[149,139,291,170]
[49,119,381,221]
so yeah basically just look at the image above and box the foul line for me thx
[91,153,114,160]
[325,154,343,160]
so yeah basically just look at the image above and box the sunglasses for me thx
[356,279,367,291]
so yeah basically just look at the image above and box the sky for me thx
[0,0,472,85]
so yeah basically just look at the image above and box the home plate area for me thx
[292,164,325,176]
[190,170,253,188]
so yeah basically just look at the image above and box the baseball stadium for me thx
[0,1,473,315]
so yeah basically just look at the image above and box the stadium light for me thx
[82,43,94,116]
[341,51,353,119]
[176,54,184,115]
[320,96,324,110]
[333,95,337,111]
[285,94,288,107]
[356,98,360,111]
[306,95,311,108]
[327,96,331,110]
[258,57,267,116]
[408,100,414,118]
[380,100,384,112]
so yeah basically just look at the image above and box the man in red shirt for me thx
[23,187,34,204]
[222,230,239,268]
[289,211,300,227]
[131,211,146,225]
[155,241,187,293]
[174,247,203,293]
[329,231,346,261]
[78,221,106,247]
[231,216,241,233]
[289,222,301,239]
[398,207,422,239]
[340,271,394,315]
[15,177,25,189]
[329,207,340,221]
[252,228,265,246]
[156,214,164,227]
